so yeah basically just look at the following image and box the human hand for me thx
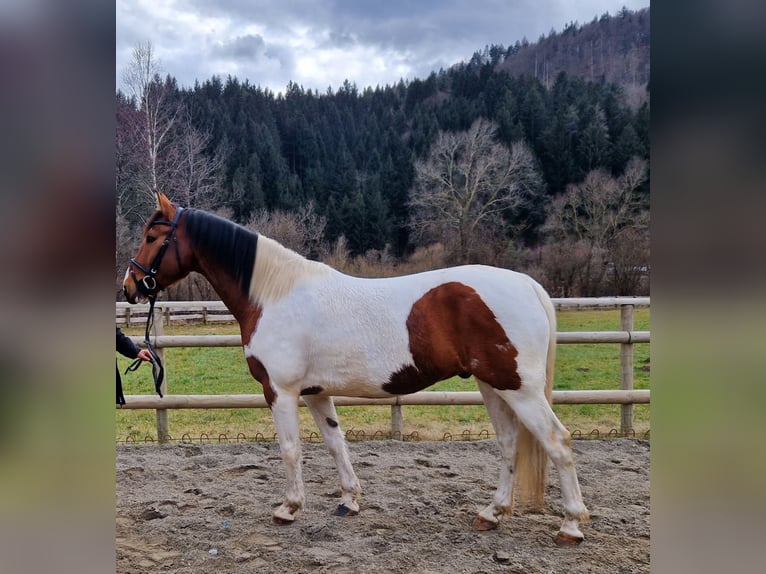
[136,349,153,362]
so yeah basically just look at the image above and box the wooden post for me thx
[620,304,635,434]
[153,309,170,443]
[125,307,131,327]
[391,399,403,440]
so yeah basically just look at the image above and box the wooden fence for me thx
[117,297,650,442]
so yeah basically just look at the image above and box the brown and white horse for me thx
[123,194,589,545]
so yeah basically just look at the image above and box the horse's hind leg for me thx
[501,388,589,544]
[303,395,362,516]
[474,381,519,531]
[270,393,305,523]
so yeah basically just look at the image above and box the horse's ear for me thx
[156,193,174,218]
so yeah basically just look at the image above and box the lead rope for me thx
[125,297,165,397]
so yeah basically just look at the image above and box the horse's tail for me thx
[514,278,556,512]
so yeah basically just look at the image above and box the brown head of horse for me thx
[123,194,188,304]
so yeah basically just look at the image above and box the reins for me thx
[125,296,165,397]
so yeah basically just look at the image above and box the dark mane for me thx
[183,209,257,294]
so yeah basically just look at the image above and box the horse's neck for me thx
[192,256,254,321]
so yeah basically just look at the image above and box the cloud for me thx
[211,34,267,61]
[116,0,650,94]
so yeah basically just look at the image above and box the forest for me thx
[116,7,649,297]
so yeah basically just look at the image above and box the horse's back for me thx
[328,265,549,384]
[379,265,550,335]
[313,264,551,346]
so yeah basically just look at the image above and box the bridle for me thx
[128,206,184,299]
[124,206,184,398]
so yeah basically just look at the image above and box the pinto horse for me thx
[123,194,589,545]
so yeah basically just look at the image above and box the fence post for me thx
[620,304,635,434]
[391,399,403,440]
[153,309,171,443]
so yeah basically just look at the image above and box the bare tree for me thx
[547,157,647,245]
[115,98,148,222]
[408,118,543,264]
[247,202,327,257]
[543,157,649,295]
[161,107,225,210]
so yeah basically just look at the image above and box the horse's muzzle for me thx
[123,273,147,304]
[123,284,136,304]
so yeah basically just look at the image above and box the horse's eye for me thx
[146,236,156,244]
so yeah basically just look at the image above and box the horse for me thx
[123,193,589,545]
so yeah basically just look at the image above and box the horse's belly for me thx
[302,344,410,397]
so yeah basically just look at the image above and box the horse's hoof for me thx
[272,515,294,525]
[272,506,298,525]
[333,504,358,517]
[473,515,498,531]
[554,531,584,546]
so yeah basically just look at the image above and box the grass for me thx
[116,308,649,442]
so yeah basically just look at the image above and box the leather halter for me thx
[129,207,184,298]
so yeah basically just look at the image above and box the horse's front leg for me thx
[270,392,305,524]
[303,395,362,516]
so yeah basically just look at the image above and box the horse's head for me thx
[123,193,191,303]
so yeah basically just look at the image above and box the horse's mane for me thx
[184,209,258,295]
[184,208,331,304]
[251,234,333,304]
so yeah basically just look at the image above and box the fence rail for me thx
[120,389,650,410]
[126,331,650,348]
[116,297,649,442]
[116,297,650,326]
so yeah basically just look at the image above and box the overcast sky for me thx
[116,0,649,95]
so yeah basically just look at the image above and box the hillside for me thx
[494,7,649,107]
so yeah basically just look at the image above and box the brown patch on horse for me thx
[246,356,277,407]
[238,304,277,406]
[384,282,521,394]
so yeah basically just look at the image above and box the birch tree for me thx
[121,41,182,200]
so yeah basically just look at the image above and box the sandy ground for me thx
[116,438,649,573]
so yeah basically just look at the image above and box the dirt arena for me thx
[116,438,649,573]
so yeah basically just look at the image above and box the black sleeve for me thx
[116,326,140,359]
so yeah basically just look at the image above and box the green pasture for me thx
[116,308,650,442]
